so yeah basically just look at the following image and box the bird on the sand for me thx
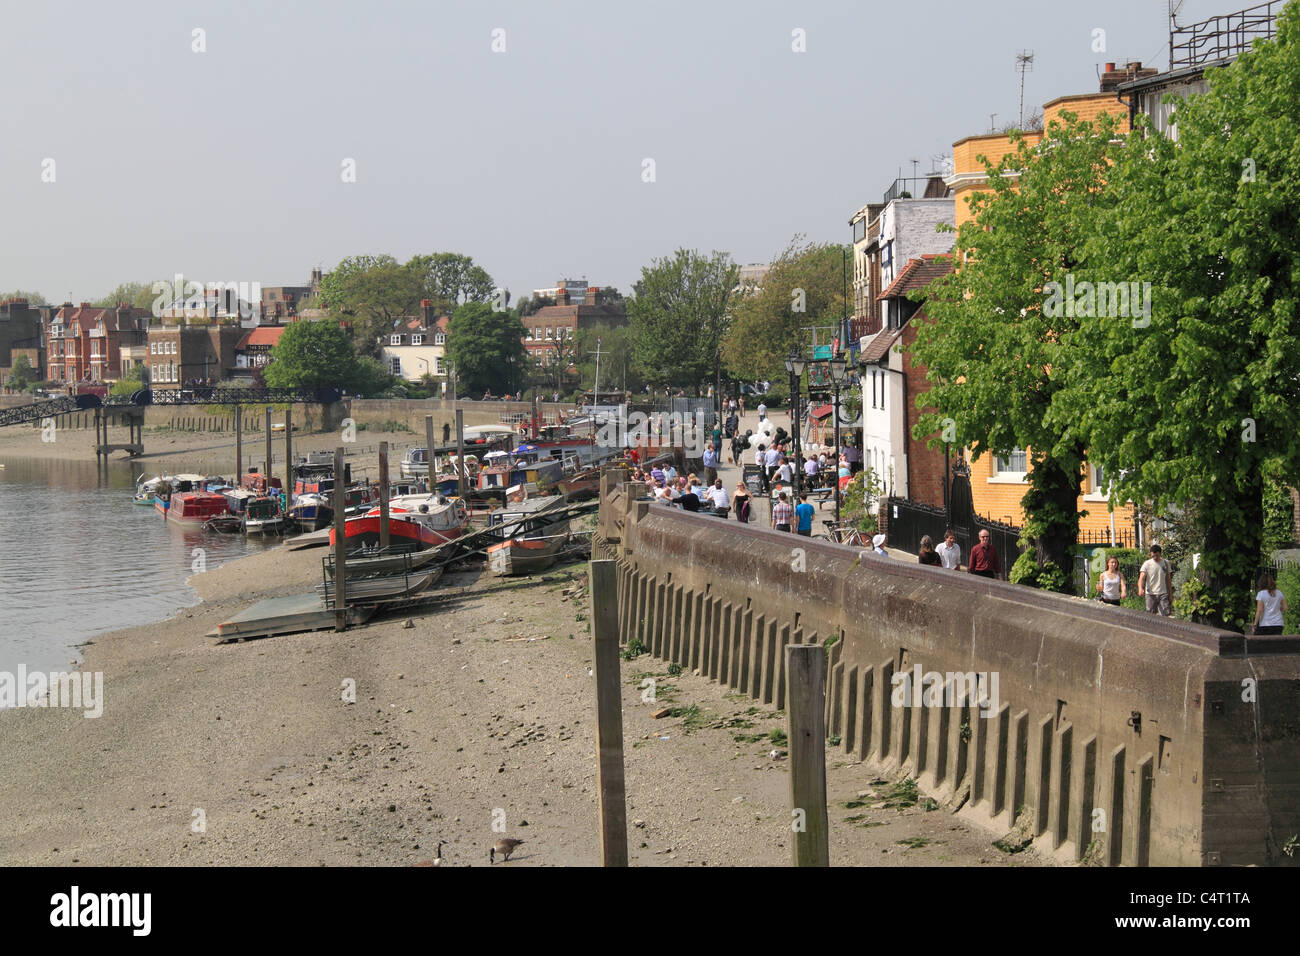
[490,838,524,863]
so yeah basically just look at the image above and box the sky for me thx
[0,0,1238,305]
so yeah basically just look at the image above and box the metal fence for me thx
[885,496,1021,573]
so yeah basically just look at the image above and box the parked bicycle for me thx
[815,520,865,546]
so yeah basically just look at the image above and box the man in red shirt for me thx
[968,529,1003,580]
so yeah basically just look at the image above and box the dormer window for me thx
[390,334,402,346]
[412,334,423,346]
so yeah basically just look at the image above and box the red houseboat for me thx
[164,491,231,523]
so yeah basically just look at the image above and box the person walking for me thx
[918,535,942,566]
[968,529,1003,580]
[935,528,962,570]
[1096,556,1128,606]
[871,533,889,557]
[771,492,793,533]
[754,443,769,494]
[733,482,751,523]
[1253,573,1288,634]
[757,400,767,422]
[794,493,815,537]
[1137,544,1172,616]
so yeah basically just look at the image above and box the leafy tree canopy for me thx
[721,236,849,383]
[0,290,48,306]
[1062,4,1300,626]
[8,354,37,391]
[907,110,1128,593]
[92,282,156,311]
[445,302,527,397]
[628,249,738,388]
[263,319,394,395]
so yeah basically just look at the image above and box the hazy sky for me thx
[1,0,1231,305]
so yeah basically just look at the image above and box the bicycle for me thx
[815,520,865,546]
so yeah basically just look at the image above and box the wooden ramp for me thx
[207,592,372,643]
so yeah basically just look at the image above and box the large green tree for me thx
[628,249,738,388]
[721,236,849,382]
[445,302,527,397]
[7,354,37,391]
[263,319,393,395]
[93,282,155,310]
[575,322,640,397]
[409,252,497,307]
[1064,4,1300,627]
[908,111,1128,594]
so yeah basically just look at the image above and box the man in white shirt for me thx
[757,401,767,421]
[705,479,730,517]
[775,457,793,485]
[935,528,962,570]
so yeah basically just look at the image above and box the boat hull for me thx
[330,515,465,550]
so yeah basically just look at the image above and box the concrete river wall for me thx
[596,471,1300,867]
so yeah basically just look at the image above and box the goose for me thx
[433,841,446,866]
[490,838,524,863]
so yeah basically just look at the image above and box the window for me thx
[390,357,402,376]
[434,357,444,375]
[390,334,402,346]
[412,335,423,346]
[150,342,157,354]
[435,332,445,345]
[546,327,553,340]
[993,448,1027,475]
[525,328,533,341]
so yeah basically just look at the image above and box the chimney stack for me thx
[584,287,599,306]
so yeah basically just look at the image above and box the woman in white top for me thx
[1096,556,1127,606]
[1253,573,1288,635]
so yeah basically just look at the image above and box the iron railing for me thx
[1170,1,1281,68]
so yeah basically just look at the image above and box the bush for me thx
[1273,564,1300,634]
[1010,551,1068,592]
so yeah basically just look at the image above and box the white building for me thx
[853,177,955,495]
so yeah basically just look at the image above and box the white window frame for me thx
[1084,461,1109,501]
[389,356,402,376]
[390,334,402,346]
[435,332,446,345]
[989,447,1028,483]
[412,334,423,346]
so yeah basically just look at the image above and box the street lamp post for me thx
[829,355,847,527]
[784,351,807,498]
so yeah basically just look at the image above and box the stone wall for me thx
[596,471,1300,866]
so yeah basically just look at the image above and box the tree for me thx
[575,322,641,397]
[1065,5,1300,627]
[93,282,155,310]
[317,255,399,310]
[445,302,527,397]
[907,111,1128,594]
[409,252,497,307]
[628,249,738,388]
[721,236,849,382]
[263,319,392,394]
[7,355,37,391]
[109,364,145,400]
[0,290,48,306]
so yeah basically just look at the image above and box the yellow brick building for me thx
[948,90,1139,544]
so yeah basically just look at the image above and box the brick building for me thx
[47,303,150,385]
[946,82,1140,539]
[146,321,245,389]
[524,284,626,366]
[859,255,953,505]
[0,298,46,386]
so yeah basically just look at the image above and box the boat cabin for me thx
[168,491,231,522]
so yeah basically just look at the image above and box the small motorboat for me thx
[485,492,571,576]
[330,494,470,551]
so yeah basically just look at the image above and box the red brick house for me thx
[524,285,626,366]
[47,303,149,385]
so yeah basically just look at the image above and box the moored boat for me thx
[165,491,231,523]
[485,492,571,576]
[329,494,470,551]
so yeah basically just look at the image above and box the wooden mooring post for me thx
[284,407,292,500]
[786,643,830,866]
[332,446,348,631]
[590,558,628,866]
[378,441,390,551]
[235,413,242,485]
[425,415,435,492]
[455,409,466,499]
[264,406,273,493]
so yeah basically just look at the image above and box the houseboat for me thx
[165,491,231,523]
[151,474,212,513]
[485,492,571,576]
[330,494,470,551]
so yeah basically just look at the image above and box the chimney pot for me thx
[1105,62,1116,72]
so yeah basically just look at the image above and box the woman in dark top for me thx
[733,483,751,523]
[918,534,942,566]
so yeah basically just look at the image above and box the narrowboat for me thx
[165,491,231,523]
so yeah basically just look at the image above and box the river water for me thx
[0,455,277,679]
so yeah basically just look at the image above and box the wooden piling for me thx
[787,643,830,866]
[425,415,435,492]
[455,409,466,499]
[264,407,273,493]
[591,559,629,866]
[378,441,390,551]
[332,447,348,631]
[284,407,293,502]
[235,413,242,485]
